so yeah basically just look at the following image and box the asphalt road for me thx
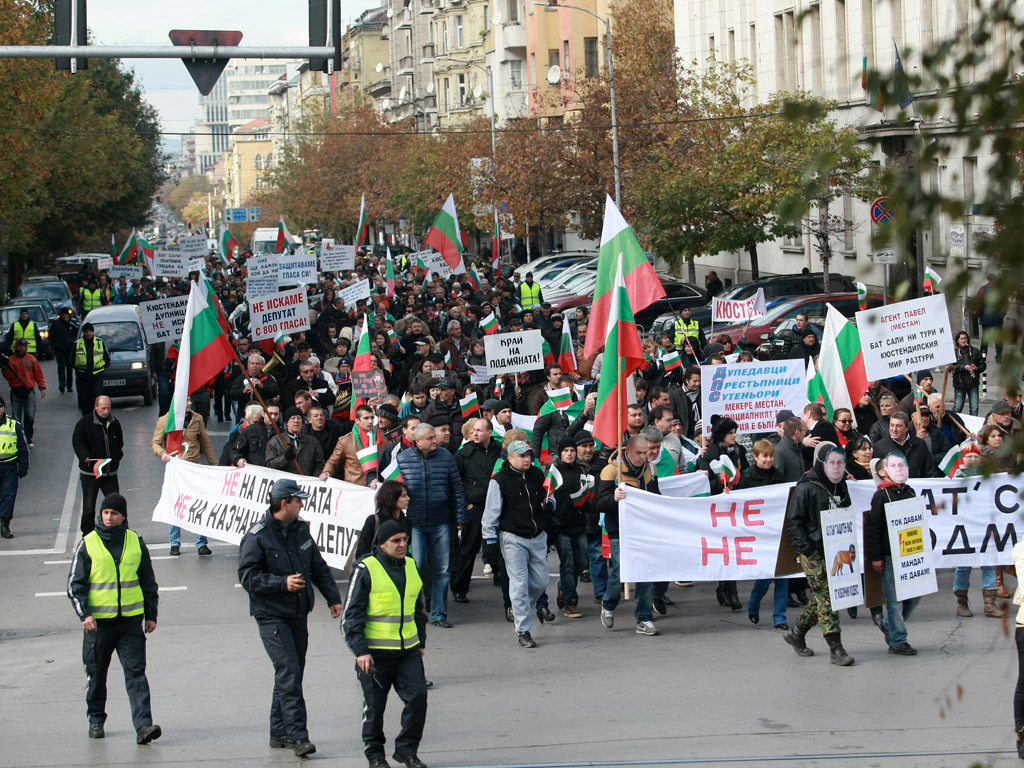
[1,356,1022,768]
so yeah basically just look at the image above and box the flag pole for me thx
[235,349,305,476]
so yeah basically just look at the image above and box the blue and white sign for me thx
[246,255,279,299]
[226,207,248,223]
[700,359,806,439]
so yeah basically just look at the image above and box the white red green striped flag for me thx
[460,392,480,419]
[557,322,577,373]
[354,426,379,471]
[543,464,563,498]
[351,314,372,416]
[481,313,499,335]
[570,480,588,507]
[116,230,138,265]
[382,459,403,482]
[924,265,942,294]
[812,304,868,422]
[356,193,367,247]
[164,281,238,455]
[661,350,682,371]
[679,435,700,472]
[548,386,573,411]
[939,444,964,478]
[385,247,396,296]
[443,349,453,369]
[423,193,465,274]
[584,195,666,359]
[654,445,678,478]
[92,458,113,479]
[276,217,295,253]
[466,264,482,291]
[709,455,739,488]
[491,208,501,272]
[110,233,117,259]
[857,281,868,311]
[219,224,238,264]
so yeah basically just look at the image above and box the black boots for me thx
[716,581,741,611]
[784,621,815,657]
[0,520,11,539]
[824,633,854,666]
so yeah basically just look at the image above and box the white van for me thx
[251,228,300,255]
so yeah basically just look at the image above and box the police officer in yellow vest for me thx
[0,397,29,539]
[519,271,543,311]
[672,305,707,364]
[344,519,429,768]
[6,308,41,355]
[74,322,110,416]
[81,277,104,314]
[67,493,162,744]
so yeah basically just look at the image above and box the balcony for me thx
[398,55,415,75]
[422,42,435,61]
[499,21,526,50]
[368,77,392,97]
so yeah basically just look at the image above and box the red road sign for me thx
[870,197,896,225]
[169,30,243,96]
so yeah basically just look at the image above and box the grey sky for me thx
[87,1,382,136]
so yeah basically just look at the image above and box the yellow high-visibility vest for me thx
[363,555,422,651]
[83,530,144,619]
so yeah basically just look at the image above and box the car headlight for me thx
[130,361,144,370]
[40,330,48,338]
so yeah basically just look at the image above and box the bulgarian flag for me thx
[811,304,868,422]
[679,434,701,472]
[584,195,666,360]
[110,233,117,260]
[354,426,379,472]
[466,264,482,292]
[219,224,238,265]
[857,281,868,310]
[491,208,501,272]
[654,445,678,478]
[276,217,295,253]
[356,192,367,247]
[460,392,480,419]
[542,338,555,365]
[557,322,577,373]
[569,480,588,508]
[137,232,154,261]
[116,230,138,265]
[480,312,499,335]
[164,281,238,456]
[939,444,964,478]
[591,258,645,449]
[543,464,563,499]
[385,247,397,296]
[351,314,372,416]
[92,458,113,479]
[710,455,740,489]
[443,349,453,369]
[423,193,466,274]
[548,386,573,411]
[381,458,403,482]
[661,350,682,372]
[924,266,942,295]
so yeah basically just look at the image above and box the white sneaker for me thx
[600,609,614,628]
[482,563,493,576]
[636,620,660,636]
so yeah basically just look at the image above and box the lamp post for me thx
[538,1,620,207]
[434,55,496,155]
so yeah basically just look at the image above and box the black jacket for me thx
[72,411,124,476]
[952,344,986,390]
[342,548,428,657]
[303,420,344,461]
[866,482,917,562]
[486,460,551,540]
[265,431,325,477]
[68,520,158,622]
[230,422,273,467]
[773,434,805,482]
[784,466,852,556]
[596,450,659,538]
[871,434,941,478]
[238,510,342,620]
[530,406,589,457]
[735,464,782,489]
[228,371,279,411]
[354,513,413,560]
[50,317,77,352]
[549,460,587,534]
[420,397,465,452]
[699,441,750,495]
[455,439,501,508]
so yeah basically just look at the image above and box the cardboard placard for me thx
[139,295,189,344]
[351,370,388,398]
[856,294,956,380]
[884,496,938,601]
[320,242,356,272]
[700,359,807,438]
[152,250,189,278]
[338,279,371,308]
[110,265,143,281]
[249,287,311,341]
[277,254,319,286]
[484,329,544,375]
[246,255,279,299]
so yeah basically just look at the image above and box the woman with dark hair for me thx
[831,407,862,448]
[952,330,985,416]
[354,480,412,559]
[846,436,873,481]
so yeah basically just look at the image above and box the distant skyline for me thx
[88,1,384,138]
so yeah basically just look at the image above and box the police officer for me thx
[519,271,543,311]
[343,519,430,768]
[672,306,706,363]
[75,323,110,417]
[80,277,103,314]
[238,478,343,758]
[67,493,162,744]
[5,308,41,354]
[0,396,28,538]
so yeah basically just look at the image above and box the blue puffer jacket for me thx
[395,445,467,528]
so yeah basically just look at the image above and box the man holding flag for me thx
[72,396,124,537]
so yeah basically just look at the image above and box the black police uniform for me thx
[238,508,342,745]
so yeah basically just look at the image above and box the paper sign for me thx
[152,250,189,278]
[189,257,206,273]
[700,359,806,438]
[884,496,938,601]
[307,294,324,308]
[110,265,143,281]
[246,255,279,299]
[139,295,189,344]
[821,506,863,610]
[468,364,491,384]
[856,294,956,379]
[178,234,208,256]
[96,257,114,271]
[351,370,388,398]
[484,329,544,375]
[339,279,371,308]
[711,288,767,323]
[249,287,311,341]
[320,242,356,272]
[277,254,319,286]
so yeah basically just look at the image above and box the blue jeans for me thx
[553,532,588,605]
[882,556,920,646]
[602,538,654,623]
[167,525,208,549]
[586,532,609,601]
[748,578,790,626]
[953,387,980,417]
[500,531,549,634]
[412,524,450,622]
[10,389,35,442]
[0,460,19,520]
[954,565,996,590]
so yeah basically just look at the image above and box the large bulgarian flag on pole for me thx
[164,281,238,455]
[808,303,868,422]
[491,207,501,272]
[115,230,138,265]
[423,193,466,274]
[591,258,645,448]
[558,321,577,373]
[219,223,238,265]
[276,217,295,253]
[351,313,372,416]
[584,195,666,359]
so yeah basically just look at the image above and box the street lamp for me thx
[434,54,496,155]
[537,1,621,207]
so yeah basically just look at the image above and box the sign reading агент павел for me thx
[484,329,544,375]
[249,287,310,341]
[856,294,955,380]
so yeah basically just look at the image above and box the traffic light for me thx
[54,0,88,72]
[308,0,341,73]
[205,219,210,231]
[187,219,192,231]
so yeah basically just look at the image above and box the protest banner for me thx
[351,370,388,398]
[139,295,189,344]
[320,242,355,272]
[307,294,324,309]
[484,330,544,375]
[277,254,319,286]
[821,506,863,610]
[658,472,712,499]
[711,288,767,323]
[153,459,373,571]
[152,250,189,278]
[189,257,206,273]
[177,234,208,256]
[339,279,371,307]
[96,256,114,271]
[249,287,310,341]
[856,294,956,379]
[884,496,938,601]
[110,265,143,281]
[246,255,279,299]
[468,364,491,385]
[700,359,806,439]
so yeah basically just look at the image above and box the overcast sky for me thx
[88,1,383,138]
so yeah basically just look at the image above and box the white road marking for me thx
[44,560,72,565]
[159,586,188,592]
[35,591,67,597]
[0,460,79,557]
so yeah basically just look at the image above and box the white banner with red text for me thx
[152,459,375,571]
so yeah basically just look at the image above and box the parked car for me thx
[551,274,706,330]
[512,250,598,281]
[0,303,52,358]
[16,278,75,315]
[79,304,156,405]
[7,297,60,324]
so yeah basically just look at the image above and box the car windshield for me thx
[19,284,69,301]
[1,307,45,324]
[92,321,144,352]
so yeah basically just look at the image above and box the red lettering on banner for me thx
[710,501,737,527]
[221,470,241,497]
[742,499,765,526]
[735,536,757,564]
[701,536,731,565]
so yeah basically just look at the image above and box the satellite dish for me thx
[426,82,435,94]
[399,86,407,102]
[386,8,393,18]
[546,65,561,84]
[473,85,483,99]
[375,62,384,73]
[492,11,502,24]
[381,98,391,111]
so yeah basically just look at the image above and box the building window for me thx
[510,60,523,88]
[255,177,264,189]
[835,0,848,99]
[584,37,598,77]
[458,73,467,105]
[548,49,559,67]
[266,153,273,168]
[708,34,715,60]
[254,154,263,170]
[455,15,464,48]
[809,2,822,93]
[563,41,570,79]
[508,0,519,22]
[444,77,451,111]
[442,21,448,53]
